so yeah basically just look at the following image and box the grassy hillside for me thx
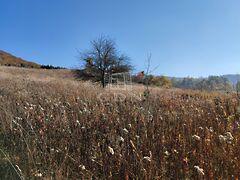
[0,66,75,81]
[0,50,40,68]
[0,66,240,179]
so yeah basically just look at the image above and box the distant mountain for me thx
[0,50,40,68]
[222,74,240,86]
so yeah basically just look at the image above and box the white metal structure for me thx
[107,72,132,90]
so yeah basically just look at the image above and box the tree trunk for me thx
[101,71,106,88]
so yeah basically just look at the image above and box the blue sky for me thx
[1,0,240,77]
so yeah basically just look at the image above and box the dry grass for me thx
[0,66,240,179]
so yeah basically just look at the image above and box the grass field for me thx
[0,66,240,179]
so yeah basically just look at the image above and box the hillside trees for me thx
[132,74,172,88]
[144,75,172,88]
[173,76,233,91]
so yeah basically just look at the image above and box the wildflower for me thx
[219,135,226,143]
[118,136,124,143]
[194,166,204,176]
[35,172,43,177]
[108,146,114,155]
[233,121,240,131]
[79,165,86,170]
[91,156,96,161]
[164,150,170,156]
[225,132,234,141]
[15,165,22,174]
[123,128,129,134]
[173,149,178,154]
[192,135,201,141]
[183,157,189,164]
[219,132,234,144]
[198,127,203,131]
[143,156,151,162]
[209,127,214,133]
[15,117,22,121]
[40,106,44,111]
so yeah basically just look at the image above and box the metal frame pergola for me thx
[107,72,132,90]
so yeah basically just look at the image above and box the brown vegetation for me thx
[0,50,40,68]
[0,66,240,179]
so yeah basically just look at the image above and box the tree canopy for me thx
[80,36,132,87]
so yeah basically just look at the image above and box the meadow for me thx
[0,66,240,179]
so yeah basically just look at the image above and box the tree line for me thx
[171,76,233,91]
[78,36,236,92]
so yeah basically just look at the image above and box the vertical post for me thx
[123,73,126,90]
[109,73,112,90]
[129,73,132,90]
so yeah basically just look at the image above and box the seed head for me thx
[219,135,226,143]
[143,156,151,162]
[225,132,234,141]
[123,128,129,134]
[118,136,124,143]
[108,146,114,155]
[192,135,201,141]
[194,166,204,176]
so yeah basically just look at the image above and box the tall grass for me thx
[0,67,240,179]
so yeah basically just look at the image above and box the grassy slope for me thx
[0,66,240,179]
[0,51,40,68]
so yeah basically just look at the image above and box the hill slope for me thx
[0,50,40,68]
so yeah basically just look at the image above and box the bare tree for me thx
[80,36,132,88]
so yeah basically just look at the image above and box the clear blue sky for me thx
[1,0,240,77]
